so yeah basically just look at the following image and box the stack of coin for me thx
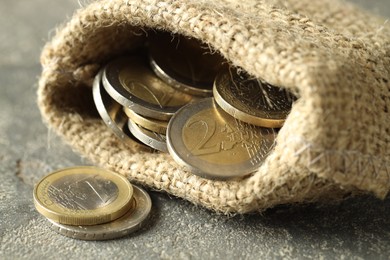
[93,31,296,180]
[95,53,196,152]
[33,166,152,240]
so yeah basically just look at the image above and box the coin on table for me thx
[123,107,168,134]
[166,98,276,180]
[93,69,149,150]
[102,55,194,121]
[33,166,134,226]
[148,31,226,97]
[127,119,168,153]
[48,184,152,240]
[213,68,296,128]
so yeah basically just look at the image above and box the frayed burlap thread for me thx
[38,0,390,213]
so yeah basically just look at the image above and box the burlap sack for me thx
[38,0,390,213]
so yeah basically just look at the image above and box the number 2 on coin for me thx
[185,118,220,156]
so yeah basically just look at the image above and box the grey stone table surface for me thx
[0,0,389,259]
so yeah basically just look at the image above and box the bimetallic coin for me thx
[33,166,134,226]
[48,184,152,241]
[124,107,168,134]
[213,68,296,128]
[102,56,194,121]
[93,69,148,150]
[127,119,168,153]
[167,98,276,180]
[148,31,225,97]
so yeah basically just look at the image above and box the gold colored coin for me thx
[103,55,194,121]
[167,98,276,180]
[33,166,134,226]
[123,107,168,134]
[213,68,296,128]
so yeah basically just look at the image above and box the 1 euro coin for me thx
[33,166,134,226]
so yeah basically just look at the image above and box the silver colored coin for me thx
[127,119,168,153]
[48,184,152,241]
[102,55,194,121]
[93,69,148,150]
[148,31,225,97]
[166,98,276,180]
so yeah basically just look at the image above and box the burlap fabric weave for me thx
[38,0,390,213]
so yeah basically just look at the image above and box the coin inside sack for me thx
[127,119,168,153]
[33,166,134,226]
[213,68,296,128]
[91,38,293,179]
[166,98,276,180]
[48,184,152,241]
[102,56,195,121]
[93,69,149,150]
[124,107,168,134]
[148,31,226,97]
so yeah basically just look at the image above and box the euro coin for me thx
[33,166,134,226]
[127,119,168,153]
[102,55,194,121]
[93,69,148,150]
[123,107,168,134]
[166,98,276,180]
[148,31,225,97]
[48,184,152,240]
[213,68,296,128]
